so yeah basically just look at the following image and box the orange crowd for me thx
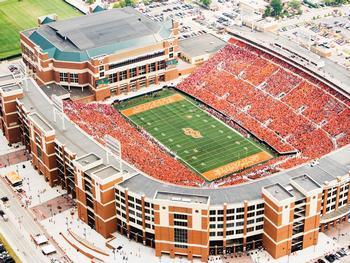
[63,39,350,187]
[177,39,350,163]
[64,102,205,187]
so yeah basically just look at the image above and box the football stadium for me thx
[116,90,273,181]
[1,8,350,262]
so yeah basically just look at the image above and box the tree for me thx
[200,0,211,7]
[263,6,272,17]
[288,0,301,10]
[113,0,135,8]
[270,0,283,17]
[124,0,135,6]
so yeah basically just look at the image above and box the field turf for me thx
[117,90,273,181]
[0,0,82,59]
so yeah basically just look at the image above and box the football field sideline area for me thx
[117,90,273,181]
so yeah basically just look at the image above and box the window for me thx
[257,203,264,209]
[227,222,234,228]
[157,60,166,70]
[174,221,187,227]
[247,227,254,232]
[70,73,78,83]
[237,208,244,213]
[236,229,243,234]
[169,53,174,58]
[218,210,224,215]
[37,145,42,160]
[209,210,216,215]
[248,205,255,211]
[138,65,146,75]
[174,214,187,220]
[227,215,234,221]
[59,72,68,82]
[119,70,127,81]
[236,214,244,219]
[226,230,234,236]
[109,51,165,70]
[99,65,104,71]
[130,68,137,78]
[148,63,156,73]
[169,47,174,53]
[236,221,244,226]
[227,209,235,214]
[99,72,104,77]
[109,73,117,83]
[174,228,187,248]
[256,225,264,230]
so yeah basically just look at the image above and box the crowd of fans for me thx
[177,38,350,173]
[64,102,205,187]
[64,38,349,187]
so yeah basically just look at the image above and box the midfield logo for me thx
[182,128,203,139]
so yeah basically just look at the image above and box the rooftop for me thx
[0,84,22,93]
[291,174,322,193]
[263,183,294,202]
[155,191,209,204]
[75,153,101,167]
[0,74,14,83]
[23,7,173,62]
[85,164,107,177]
[28,112,54,133]
[179,33,226,58]
[93,166,120,180]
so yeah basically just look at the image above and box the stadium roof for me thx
[19,77,350,205]
[23,7,173,62]
[179,33,226,58]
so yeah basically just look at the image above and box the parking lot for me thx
[277,8,350,70]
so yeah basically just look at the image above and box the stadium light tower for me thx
[104,134,122,171]
[51,95,65,130]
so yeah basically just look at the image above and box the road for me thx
[0,175,58,263]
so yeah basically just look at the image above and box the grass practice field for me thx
[0,0,81,59]
[118,90,273,181]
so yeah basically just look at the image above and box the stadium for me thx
[0,9,350,263]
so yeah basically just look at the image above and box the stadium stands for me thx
[64,102,205,187]
[177,39,350,170]
[65,38,349,187]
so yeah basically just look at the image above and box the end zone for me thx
[202,151,273,181]
[121,93,184,116]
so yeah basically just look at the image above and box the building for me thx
[0,69,349,262]
[3,25,350,261]
[179,34,226,65]
[20,8,180,101]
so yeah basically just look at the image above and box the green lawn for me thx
[0,0,82,59]
[118,90,273,180]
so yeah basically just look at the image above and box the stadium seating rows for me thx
[64,102,205,187]
[65,39,350,187]
[177,39,350,164]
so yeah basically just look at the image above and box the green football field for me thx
[0,0,82,59]
[117,90,273,181]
